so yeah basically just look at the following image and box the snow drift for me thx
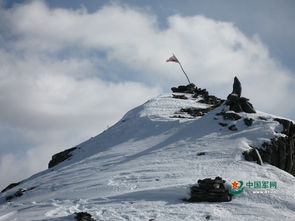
[0,84,295,220]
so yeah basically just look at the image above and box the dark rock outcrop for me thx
[240,97,256,113]
[198,95,223,106]
[219,122,228,127]
[48,147,77,168]
[228,125,238,131]
[176,104,223,118]
[258,116,268,121]
[5,187,35,201]
[75,212,95,221]
[244,118,254,126]
[274,118,295,136]
[243,118,295,176]
[243,147,263,165]
[185,177,232,202]
[193,87,209,97]
[216,111,241,121]
[1,182,21,193]
[179,107,209,117]
[171,83,224,119]
[232,76,242,97]
[225,77,256,113]
[6,188,26,201]
[171,83,196,93]
[171,83,224,107]
[223,112,241,121]
[170,114,190,119]
[172,94,188,99]
[193,86,223,107]
[197,152,206,156]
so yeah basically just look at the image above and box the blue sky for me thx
[0,0,294,189]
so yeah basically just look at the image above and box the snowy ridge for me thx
[0,94,295,220]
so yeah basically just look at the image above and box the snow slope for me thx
[0,94,295,221]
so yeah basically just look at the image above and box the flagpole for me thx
[178,62,191,84]
[166,54,191,85]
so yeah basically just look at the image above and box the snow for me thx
[0,94,295,220]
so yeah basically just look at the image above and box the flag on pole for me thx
[166,54,179,63]
[166,54,191,84]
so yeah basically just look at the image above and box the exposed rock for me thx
[274,118,295,136]
[226,94,242,112]
[75,212,95,221]
[1,182,21,193]
[197,152,206,156]
[180,107,208,117]
[226,95,256,114]
[171,83,196,93]
[223,112,241,121]
[225,77,256,113]
[219,122,228,127]
[258,116,268,121]
[193,86,223,107]
[243,147,263,165]
[193,88,209,97]
[240,98,256,113]
[198,95,223,106]
[171,83,223,107]
[232,76,242,97]
[215,111,225,116]
[228,125,238,131]
[216,111,241,121]
[185,177,232,202]
[48,147,77,168]
[243,118,295,176]
[172,94,188,99]
[177,103,223,119]
[6,187,35,201]
[171,83,223,119]
[244,118,254,126]
[170,115,192,119]
[6,189,25,201]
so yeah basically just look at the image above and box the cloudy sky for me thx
[0,0,294,189]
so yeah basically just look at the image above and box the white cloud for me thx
[0,1,294,188]
[0,49,160,188]
[3,1,294,109]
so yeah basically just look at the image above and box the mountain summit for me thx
[1,79,295,220]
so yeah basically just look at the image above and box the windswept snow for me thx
[0,94,295,220]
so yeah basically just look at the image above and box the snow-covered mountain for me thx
[1,86,295,221]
